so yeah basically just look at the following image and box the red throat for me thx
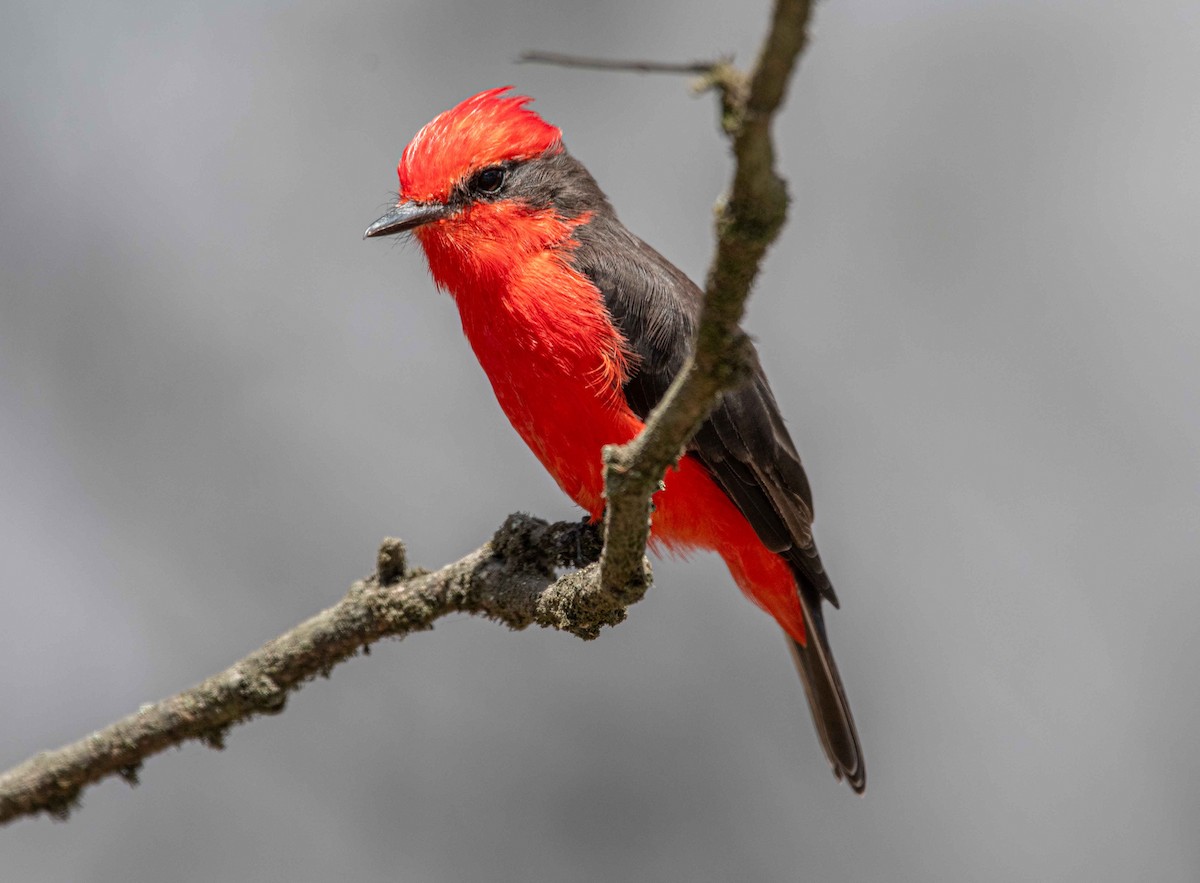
[415,205,637,514]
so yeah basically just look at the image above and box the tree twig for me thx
[594,0,815,601]
[518,50,718,76]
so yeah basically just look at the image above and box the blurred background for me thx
[3,1,1198,880]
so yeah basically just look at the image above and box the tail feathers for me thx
[786,593,865,794]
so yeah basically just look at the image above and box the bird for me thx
[365,87,864,792]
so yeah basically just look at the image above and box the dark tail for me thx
[786,586,865,794]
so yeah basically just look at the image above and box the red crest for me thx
[397,87,563,202]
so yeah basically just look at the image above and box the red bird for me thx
[366,88,864,792]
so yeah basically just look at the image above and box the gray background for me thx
[3,1,1197,880]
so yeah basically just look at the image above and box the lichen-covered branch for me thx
[597,0,815,597]
[0,515,611,826]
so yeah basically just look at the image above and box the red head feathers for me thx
[397,87,563,203]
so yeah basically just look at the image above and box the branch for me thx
[0,515,622,825]
[594,0,815,597]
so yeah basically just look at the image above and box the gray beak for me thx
[363,201,448,239]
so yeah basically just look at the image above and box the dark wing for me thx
[572,213,837,606]
[572,210,865,793]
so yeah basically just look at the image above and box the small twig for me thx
[517,50,748,134]
[518,51,716,76]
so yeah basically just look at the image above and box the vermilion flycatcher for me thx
[366,88,864,792]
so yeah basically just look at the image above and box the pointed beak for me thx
[363,200,448,239]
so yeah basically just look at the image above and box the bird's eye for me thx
[474,167,505,194]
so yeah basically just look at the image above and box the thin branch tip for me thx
[518,50,718,77]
